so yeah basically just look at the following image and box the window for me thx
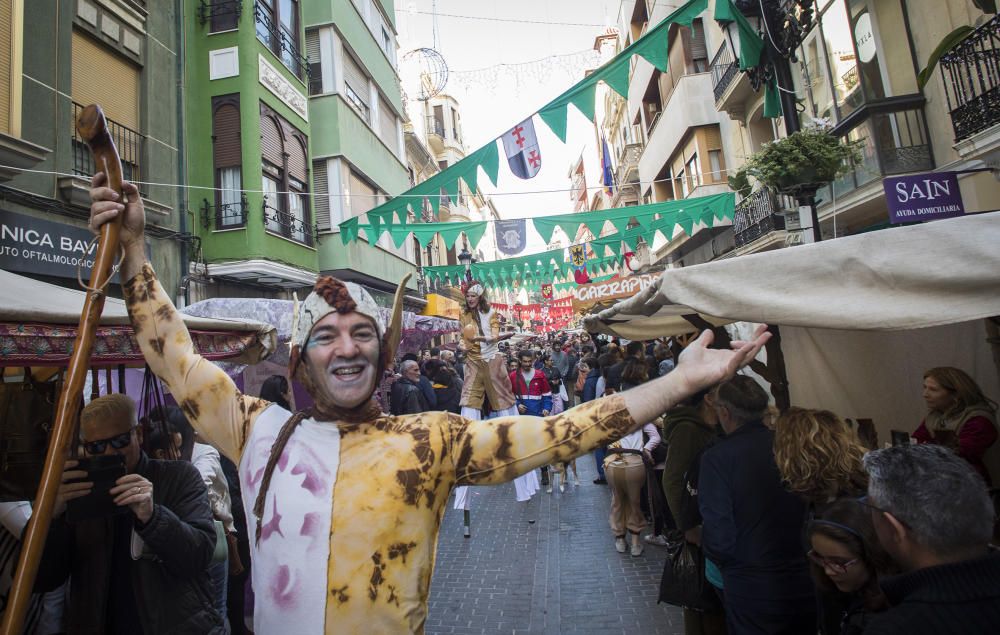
[312,159,330,230]
[451,107,460,141]
[305,28,322,95]
[212,95,244,228]
[432,105,445,137]
[686,154,701,192]
[71,31,142,186]
[0,0,18,136]
[342,52,370,122]
[260,103,312,245]
[690,19,708,73]
[708,149,722,182]
[209,0,240,32]
[348,169,377,219]
[255,0,305,80]
[378,97,394,148]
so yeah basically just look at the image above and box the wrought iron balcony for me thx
[941,14,1000,142]
[614,142,642,186]
[263,202,316,247]
[254,1,308,81]
[199,0,242,30]
[732,188,787,248]
[201,195,248,230]
[71,102,145,194]
[710,42,739,103]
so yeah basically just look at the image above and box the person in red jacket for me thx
[913,366,1000,485]
[510,349,553,418]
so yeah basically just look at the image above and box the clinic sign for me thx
[0,209,118,280]
[884,172,965,224]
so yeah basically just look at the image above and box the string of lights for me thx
[0,164,740,208]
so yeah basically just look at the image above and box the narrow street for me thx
[427,459,683,635]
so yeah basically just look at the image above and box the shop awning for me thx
[0,270,277,367]
[584,212,1000,339]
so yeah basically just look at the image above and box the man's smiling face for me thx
[303,311,380,409]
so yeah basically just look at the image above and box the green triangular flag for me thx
[477,140,500,189]
[388,226,410,249]
[601,56,632,98]
[438,225,463,250]
[538,101,569,143]
[532,218,559,245]
[569,81,598,122]
[464,222,488,249]
[677,212,695,237]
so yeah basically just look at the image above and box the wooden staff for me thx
[1,105,125,634]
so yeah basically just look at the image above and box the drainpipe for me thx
[175,0,189,307]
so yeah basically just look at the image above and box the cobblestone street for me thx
[427,458,684,635]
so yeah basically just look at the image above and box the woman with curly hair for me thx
[913,366,1000,485]
[773,408,869,505]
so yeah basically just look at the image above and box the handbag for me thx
[0,370,60,501]
[658,539,722,612]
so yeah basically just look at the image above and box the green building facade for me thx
[186,0,420,308]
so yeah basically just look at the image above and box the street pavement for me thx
[426,457,684,635]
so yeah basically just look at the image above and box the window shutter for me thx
[690,19,707,62]
[260,111,283,166]
[212,98,242,168]
[305,28,322,95]
[71,31,139,131]
[210,0,238,32]
[378,97,395,150]
[349,171,376,217]
[287,136,307,182]
[704,125,722,150]
[342,53,369,107]
[312,159,330,230]
[0,1,12,135]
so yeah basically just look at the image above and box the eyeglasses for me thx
[807,550,860,574]
[83,429,134,455]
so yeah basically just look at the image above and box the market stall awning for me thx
[584,212,1000,340]
[0,270,277,367]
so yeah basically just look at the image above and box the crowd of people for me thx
[2,176,996,634]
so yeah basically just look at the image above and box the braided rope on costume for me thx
[253,409,309,545]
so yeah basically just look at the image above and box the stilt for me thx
[463,509,471,538]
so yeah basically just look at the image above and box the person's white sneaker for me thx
[559,483,565,493]
[614,537,627,553]
[631,540,644,557]
[573,477,581,486]
[546,484,553,494]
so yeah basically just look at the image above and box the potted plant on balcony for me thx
[728,167,753,199]
[744,120,863,197]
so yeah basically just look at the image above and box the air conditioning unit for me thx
[784,214,802,230]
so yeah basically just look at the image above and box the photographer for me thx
[35,394,225,634]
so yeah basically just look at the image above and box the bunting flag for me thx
[502,118,542,179]
[494,219,527,255]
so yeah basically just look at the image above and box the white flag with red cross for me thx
[501,117,542,179]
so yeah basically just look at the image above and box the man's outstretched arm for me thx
[451,327,770,485]
[89,173,268,462]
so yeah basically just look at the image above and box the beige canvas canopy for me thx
[0,269,277,367]
[584,212,1000,442]
[584,211,1000,339]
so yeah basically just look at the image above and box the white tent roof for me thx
[584,212,1000,339]
[0,268,277,364]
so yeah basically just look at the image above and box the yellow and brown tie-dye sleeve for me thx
[449,394,636,486]
[123,263,268,463]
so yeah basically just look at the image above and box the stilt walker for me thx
[453,280,539,536]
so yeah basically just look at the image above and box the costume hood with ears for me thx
[288,272,412,397]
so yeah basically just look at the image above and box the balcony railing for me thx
[825,97,933,200]
[71,102,145,194]
[254,1,308,81]
[941,14,1000,142]
[263,202,316,246]
[710,42,739,103]
[732,188,787,248]
[201,194,248,230]
[614,142,642,186]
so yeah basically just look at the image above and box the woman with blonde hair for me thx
[913,366,999,485]
[773,408,868,505]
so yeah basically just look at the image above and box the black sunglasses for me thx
[83,429,134,455]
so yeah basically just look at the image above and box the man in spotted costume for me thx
[88,174,770,634]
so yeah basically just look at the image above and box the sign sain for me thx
[883,172,965,224]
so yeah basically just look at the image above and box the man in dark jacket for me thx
[401,352,437,408]
[698,376,815,634]
[39,394,224,634]
[861,444,1000,634]
[390,359,430,415]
